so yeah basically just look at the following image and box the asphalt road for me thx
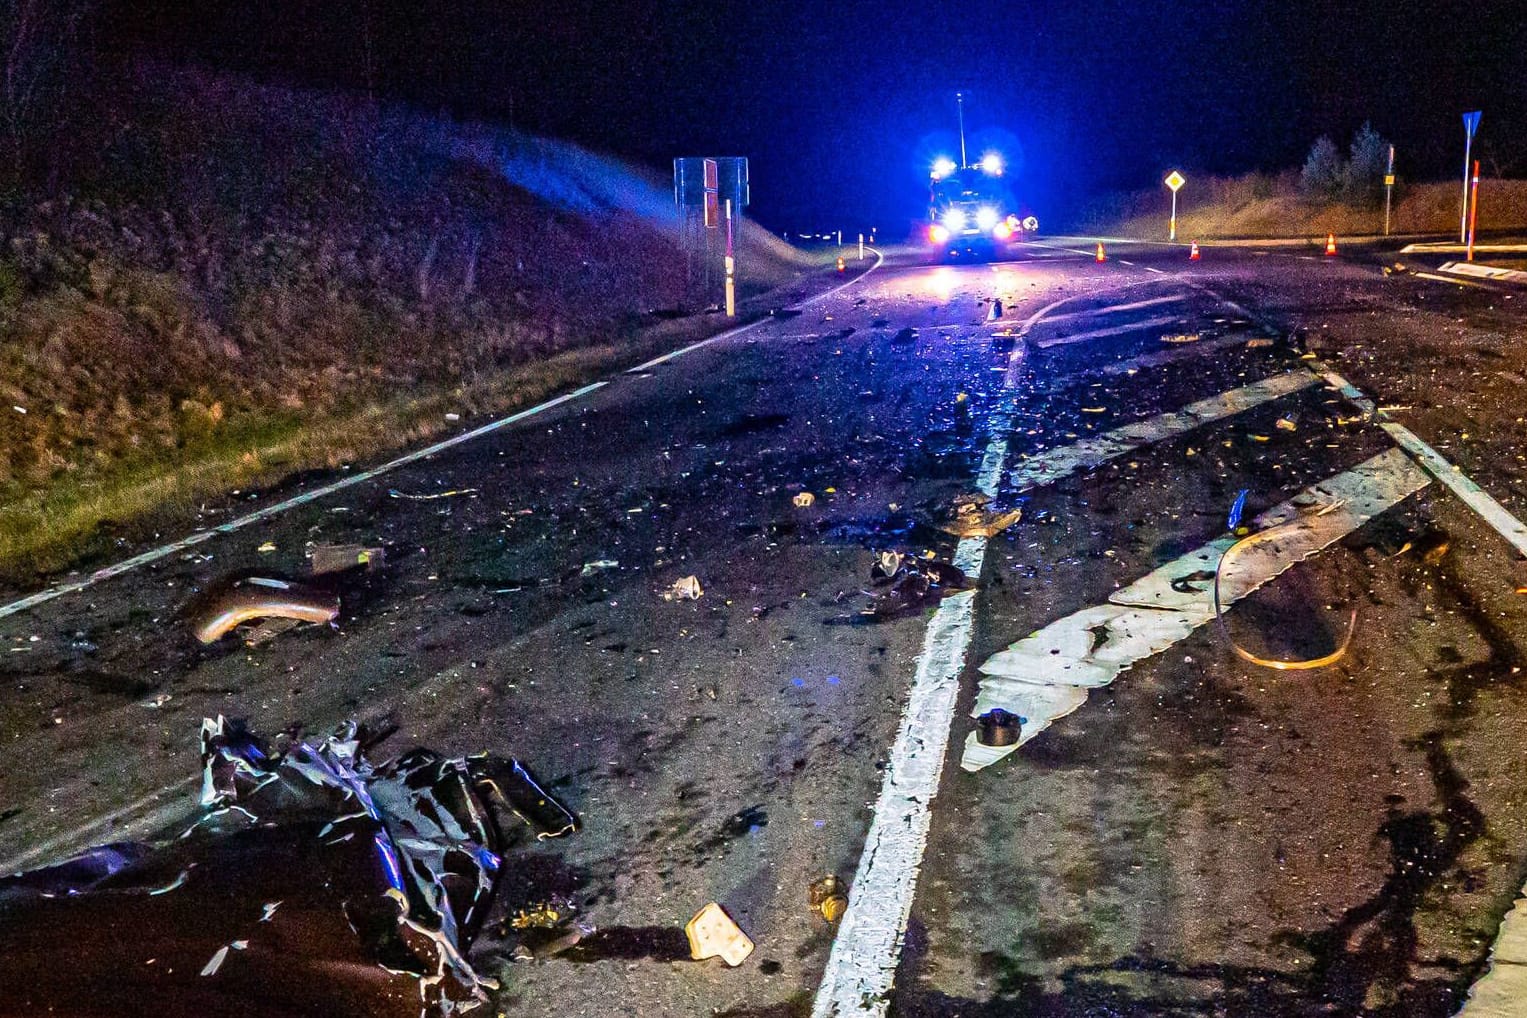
[3,239,1527,1017]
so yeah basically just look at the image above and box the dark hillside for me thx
[0,63,810,573]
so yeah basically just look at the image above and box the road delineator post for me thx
[1189,241,1200,261]
[1325,233,1338,257]
[1095,242,1106,263]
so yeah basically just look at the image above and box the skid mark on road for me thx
[1009,370,1316,492]
[962,447,1431,771]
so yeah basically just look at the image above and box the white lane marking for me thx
[1009,371,1316,492]
[1146,266,1168,275]
[630,248,885,371]
[1415,270,1496,290]
[814,280,1066,1017]
[814,271,1281,1014]
[0,382,603,622]
[1437,260,1527,283]
[1039,333,1255,391]
[962,447,1431,770]
[1035,313,1187,350]
[0,252,886,624]
[1188,282,1527,565]
[811,413,1008,1017]
[1378,421,1527,559]
[1039,292,1189,324]
[1306,363,1527,562]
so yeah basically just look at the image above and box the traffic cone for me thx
[1189,241,1201,261]
[836,256,846,273]
[1095,242,1106,263]
[1324,233,1337,256]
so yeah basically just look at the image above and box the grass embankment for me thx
[0,65,814,579]
[1079,172,1527,240]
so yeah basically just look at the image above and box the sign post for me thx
[1164,170,1186,242]
[1467,160,1481,263]
[1461,111,1482,243]
[1383,145,1395,237]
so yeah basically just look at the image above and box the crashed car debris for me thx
[0,716,577,1017]
[190,575,340,644]
[863,550,973,617]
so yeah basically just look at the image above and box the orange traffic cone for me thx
[836,256,846,273]
[1324,233,1337,256]
[1189,241,1201,261]
[1095,242,1106,263]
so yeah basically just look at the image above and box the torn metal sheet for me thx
[0,717,578,1017]
[191,576,339,644]
[961,448,1431,771]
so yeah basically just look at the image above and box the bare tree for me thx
[0,0,91,179]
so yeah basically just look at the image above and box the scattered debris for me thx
[662,575,704,601]
[976,708,1022,747]
[308,543,385,576]
[940,497,1022,539]
[891,327,917,344]
[0,716,579,1015]
[863,552,972,617]
[792,491,817,508]
[191,576,339,644]
[987,299,1003,320]
[808,876,849,924]
[1160,332,1202,344]
[388,487,479,500]
[1227,490,1250,533]
[256,540,277,553]
[444,412,461,422]
[580,560,619,577]
[685,902,754,967]
[1276,416,1298,431]
[1246,337,1275,348]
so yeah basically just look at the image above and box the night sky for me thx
[107,1,1527,231]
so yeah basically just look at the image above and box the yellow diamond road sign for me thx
[1165,171,1186,192]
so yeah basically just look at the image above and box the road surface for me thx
[3,239,1527,1017]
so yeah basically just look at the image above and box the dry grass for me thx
[1081,175,1527,240]
[0,311,756,576]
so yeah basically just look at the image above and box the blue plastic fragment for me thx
[1227,489,1250,531]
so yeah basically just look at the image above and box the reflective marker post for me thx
[1383,145,1395,237]
[1461,110,1482,244]
[1467,160,1481,263]
[724,198,736,317]
[858,233,865,260]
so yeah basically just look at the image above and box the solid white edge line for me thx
[0,250,886,623]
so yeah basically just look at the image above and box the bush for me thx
[1343,122,1390,206]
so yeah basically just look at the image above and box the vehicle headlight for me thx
[993,222,1013,240]
[975,207,999,230]
[928,224,950,244]
[942,208,966,231]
